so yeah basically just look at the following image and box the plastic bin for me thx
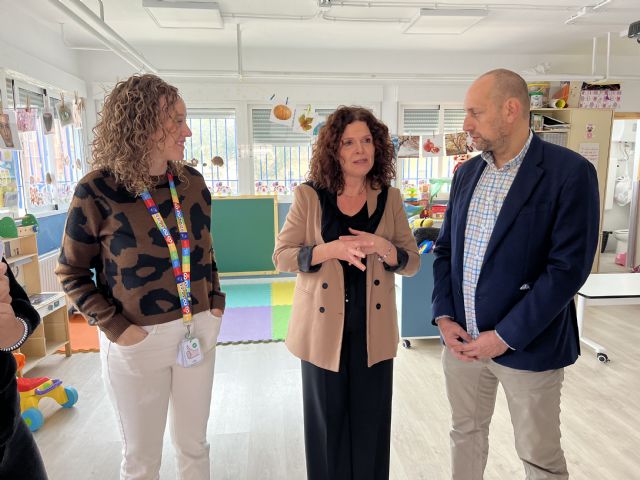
[527,83,550,108]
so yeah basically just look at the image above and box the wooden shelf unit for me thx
[3,233,71,374]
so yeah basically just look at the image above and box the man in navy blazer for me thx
[432,69,599,480]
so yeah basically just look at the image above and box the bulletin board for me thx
[210,195,278,276]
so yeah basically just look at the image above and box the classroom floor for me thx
[30,304,640,480]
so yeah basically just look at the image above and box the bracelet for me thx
[0,317,29,352]
[377,244,393,263]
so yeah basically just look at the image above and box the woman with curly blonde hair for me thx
[56,74,225,480]
[273,106,419,480]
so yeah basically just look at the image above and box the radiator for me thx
[39,250,64,292]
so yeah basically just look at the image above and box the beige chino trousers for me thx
[99,310,222,480]
[442,348,569,480]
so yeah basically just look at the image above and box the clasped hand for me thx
[334,228,387,272]
[438,317,508,362]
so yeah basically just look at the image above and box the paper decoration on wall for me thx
[212,156,224,167]
[269,95,293,127]
[445,132,474,156]
[396,135,420,158]
[16,108,38,132]
[421,135,443,157]
[391,135,400,158]
[42,96,55,135]
[585,123,594,139]
[292,105,319,135]
[72,92,84,129]
[0,111,22,151]
[57,94,73,127]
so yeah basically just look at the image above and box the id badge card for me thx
[177,336,203,367]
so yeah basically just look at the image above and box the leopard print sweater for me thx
[56,165,225,342]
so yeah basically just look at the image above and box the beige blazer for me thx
[273,183,420,372]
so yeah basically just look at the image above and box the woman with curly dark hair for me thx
[274,106,419,480]
[56,74,225,479]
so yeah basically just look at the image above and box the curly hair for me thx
[90,74,187,195]
[307,106,395,193]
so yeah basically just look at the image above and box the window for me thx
[399,106,466,193]
[251,107,335,195]
[3,79,87,214]
[185,111,238,195]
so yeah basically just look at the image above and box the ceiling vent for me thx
[143,0,224,29]
[404,8,488,35]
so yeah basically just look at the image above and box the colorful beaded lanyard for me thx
[140,172,192,334]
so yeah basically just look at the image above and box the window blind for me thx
[402,108,439,135]
[252,107,336,145]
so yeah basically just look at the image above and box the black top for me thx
[309,184,388,333]
[0,259,41,461]
[337,203,369,332]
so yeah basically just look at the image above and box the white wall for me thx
[3,1,640,191]
[0,1,87,97]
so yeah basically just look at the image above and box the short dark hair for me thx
[307,106,395,193]
[480,69,530,118]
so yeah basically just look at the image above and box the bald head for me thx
[477,69,530,119]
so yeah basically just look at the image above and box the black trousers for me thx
[0,419,48,480]
[301,329,393,480]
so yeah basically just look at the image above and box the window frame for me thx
[3,77,89,215]
[248,103,380,200]
[398,103,466,193]
[184,109,239,196]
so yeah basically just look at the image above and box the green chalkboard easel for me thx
[211,195,278,276]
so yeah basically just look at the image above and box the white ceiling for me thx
[15,0,640,74]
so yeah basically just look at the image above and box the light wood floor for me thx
[31,304,640,480]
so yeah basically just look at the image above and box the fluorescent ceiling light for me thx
[404,8,488,35]
[143,0,224,29]
[592,0,613,10]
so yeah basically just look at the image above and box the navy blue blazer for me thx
[432,134,600,371]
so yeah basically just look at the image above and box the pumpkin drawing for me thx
[273,104,292,120]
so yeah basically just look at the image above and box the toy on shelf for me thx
[0,214,39,238]
[411,218,434,229]
[18,213,39,235]
[12,352,79,432]
[0,216,18,238]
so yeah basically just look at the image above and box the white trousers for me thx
[99,310,222,480]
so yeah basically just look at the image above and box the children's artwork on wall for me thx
[42,96,55,135]
[16,108,38,132]
[269,95,294,127]
[57,95,74,128]
[0,111,22,151]
[292,105,318,135]
[445,131,474,156]
[391,135,400,158]
[72,102,83,129]
[72,94,84,129]
[421,135,443,157]
[396,135,420,158]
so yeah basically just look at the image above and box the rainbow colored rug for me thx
[216,281,294,344]
[60,281,295,350]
